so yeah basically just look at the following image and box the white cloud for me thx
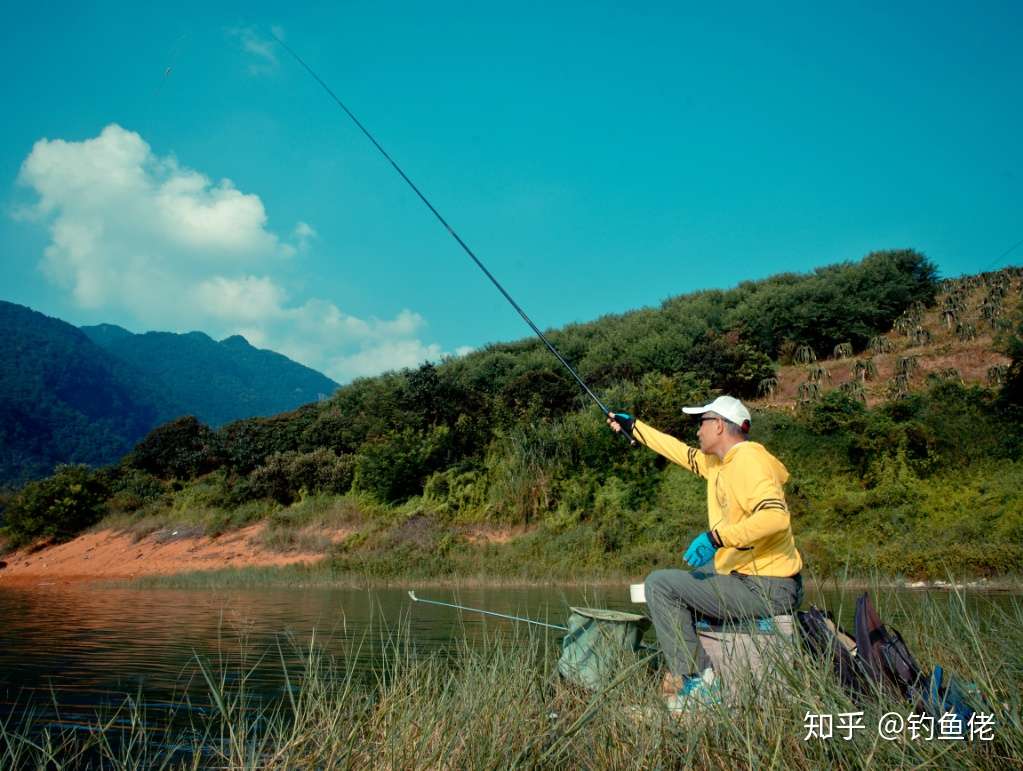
[329,340,446,379]
[18,124,288,313]
[293,221,317,251]
[16,124,456,383]
[155,170,280,254]
[194,275,287,323]
[230,27,279,75]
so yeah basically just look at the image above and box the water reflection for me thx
[0,580,1015,731]
[0,583,634,726]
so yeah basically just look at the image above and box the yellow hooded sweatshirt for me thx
[633,419,802,578]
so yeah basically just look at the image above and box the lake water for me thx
[0,583,637,730]
[0,580,1016,735]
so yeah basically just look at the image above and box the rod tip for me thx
[408,590,418,601]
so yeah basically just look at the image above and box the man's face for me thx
[696,414,722,453]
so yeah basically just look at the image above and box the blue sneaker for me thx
[666,668,721,712]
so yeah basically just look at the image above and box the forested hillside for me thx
[4,252,1022,579]
[81,326,338,427]
[0,304,338,487]
[0,302,181,486]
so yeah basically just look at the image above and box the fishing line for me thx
[982,236,1023,272]
[270,31,637,444]
[407,591,568,631]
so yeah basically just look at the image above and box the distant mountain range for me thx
[79,324,338,426]
[0,301,338,486]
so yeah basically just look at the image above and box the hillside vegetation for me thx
[0,302,181,486]
[0,304,339,486]
[4,252,1022,580]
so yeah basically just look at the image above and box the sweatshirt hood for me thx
[725,441,789,483]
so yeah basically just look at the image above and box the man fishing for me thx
[607,395,803,710]
[276,32,803,712]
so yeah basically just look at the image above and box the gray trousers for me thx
[644,567,803,677]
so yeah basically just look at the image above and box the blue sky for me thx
[2,1,1020,382]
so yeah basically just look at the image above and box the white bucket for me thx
[629,583,646,603]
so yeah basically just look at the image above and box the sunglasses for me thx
[698,416,720,423]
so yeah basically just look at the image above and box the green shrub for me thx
[128,416,222,479]
[520,524,608,575]
[729,249,937,356]
[631,371,713,437]
[484,424,565,525]
[216,407,321,473]
[994,497,1023,544]
[999,297,1023,407]
[203,501,268,537]
[241,449,357,506]
[809,390,867,433]
[353,426,453,504]
[422,465,488,521]
[249,453,296,505]
[680,335,776,399]
[328,513,468,578]
[796,532,852,579]
[105,469,166,515]
[877,542,1023,579]
[2,464,109,546]
[306,372,410,455]
[166,470,236,514]
[497,368,581,421]
[287,448,355,496]
[653,466,705,525]
[590,477,634,549]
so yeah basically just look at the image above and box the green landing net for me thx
[557,607,652,691]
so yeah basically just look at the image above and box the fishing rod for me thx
[407,591,568,631]
[271,32,637,445]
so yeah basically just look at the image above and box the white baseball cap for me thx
[682,395,751,432]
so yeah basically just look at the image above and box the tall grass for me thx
[3,588,1021,769]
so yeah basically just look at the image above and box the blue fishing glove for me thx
[683,531,719,568]
[607,412,635,433]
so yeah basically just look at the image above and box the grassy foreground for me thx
[2,588,1021,769]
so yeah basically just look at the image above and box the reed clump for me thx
[2,589,1021,769]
